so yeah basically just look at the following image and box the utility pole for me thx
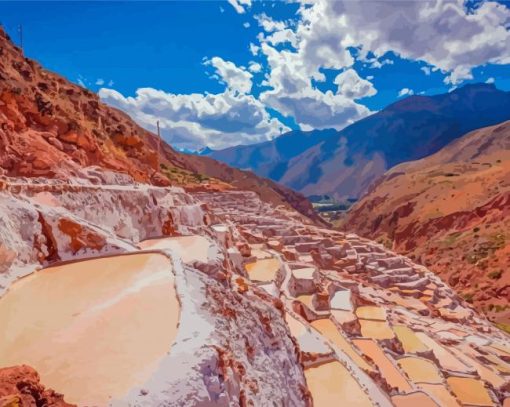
[156,120,161,171]
[18,24,23,53]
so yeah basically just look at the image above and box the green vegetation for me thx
[159,162,209,184]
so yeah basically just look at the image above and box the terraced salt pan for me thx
[244,257,280,282]
[416,333,471,373]
[484,353,510,374]
[330,289,353,311]
[331,309,357,324]
[360,320,395,340]
[418,383,461,407]
[291,267,315,280]
[393,325,429,353]
[296,294,314,309]
[446,377,494,406]
[0,253,179,406]
[251,247,272,259]
[139,235,214,263]
[353,339,412,393]
[449,347,505,388]
[356,306,387,321]
[391,391,439,407]
[310,319,374,372]
[397,357,442,384]
[304,361,373,407]
[490,342,510,357]
[285,314,331,356]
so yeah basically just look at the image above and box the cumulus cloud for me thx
[242,0,510,133]
[398,88,414,97]
[255,13,287,32]
[99,87,288,150]
[95,78,105,86]
[227,0,251,14]
[486,77,495,84]
[334,69,377,99]
[309,0,510,84]
[103,0,510,150]
[249,43,260,55]
[252,3,373,131]
[205,56,253,94]
[248,61,262,73]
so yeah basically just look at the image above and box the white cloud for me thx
[368,58,394,69]
[265,28,298,48]
[205,56,253,94]
[243,22,250,28]
[248,61,262,73]
[317,0,510,85]
[334,69,377,99]
[398,88,414,97]
[103,0,510,150]
[99,87,288,150]
[252,3,373,131]
[227,0,251,14]
[95,78,105,86]
[486,77,495,84]
[255,13,287,32]
[249,43,260,55]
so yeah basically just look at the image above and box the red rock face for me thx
[344,121,510,326]
[0,365,75,406]
[57,218,106,254]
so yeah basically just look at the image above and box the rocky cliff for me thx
[344,121,510,328]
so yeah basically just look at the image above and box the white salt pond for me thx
[139,235,214,263]
[0,253,180,406]
[245,257,280,282]
[330,289,353,311]
[304,361,373,407]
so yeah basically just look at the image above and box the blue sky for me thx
[1,1,509,150]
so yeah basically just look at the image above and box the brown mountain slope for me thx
[343,120,510,327]
[0,28,323,225]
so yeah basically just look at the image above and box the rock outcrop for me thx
[0,365,74,406]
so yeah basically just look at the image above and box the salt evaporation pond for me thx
[139,235,213,263]
[0,253,180,406]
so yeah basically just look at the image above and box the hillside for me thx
[344,121,510,327]
[0,28,323,224]
[208,84,510,200]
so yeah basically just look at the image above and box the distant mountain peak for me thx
[208,83,510,200]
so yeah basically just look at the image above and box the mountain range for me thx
[206,84,510,200]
